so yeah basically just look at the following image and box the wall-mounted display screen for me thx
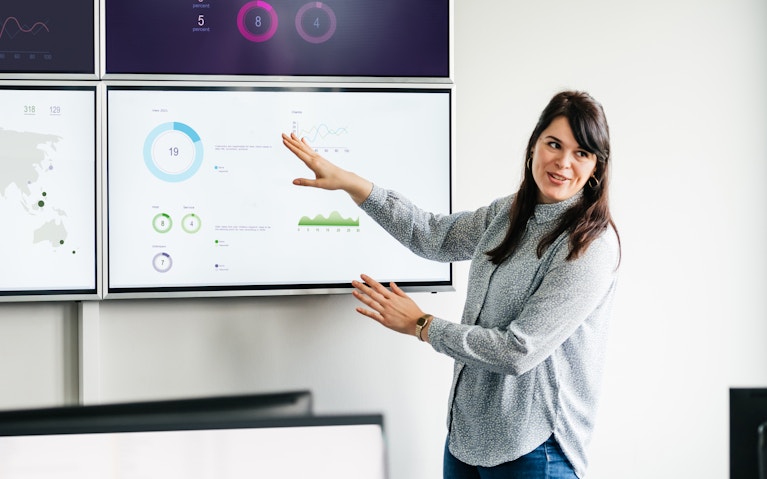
[104,0,449,78]
[0,0,96,75]
[0,85,98,301]
[106,85,452,297]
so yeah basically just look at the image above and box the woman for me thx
[282,90,620,479]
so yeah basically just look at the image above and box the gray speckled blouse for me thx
[359,185,620,478]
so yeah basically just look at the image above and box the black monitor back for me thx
[730,388,767,479]
[0,390,313,436]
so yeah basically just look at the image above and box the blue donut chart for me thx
[143,122,204,182]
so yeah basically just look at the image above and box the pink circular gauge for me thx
[237,1,279,42]
[295,2,337,44]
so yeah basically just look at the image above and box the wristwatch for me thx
[415,314,433,341]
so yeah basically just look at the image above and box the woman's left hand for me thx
[351,274,425,336]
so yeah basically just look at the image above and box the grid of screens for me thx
[106,85,452,297]
[0,85,98,300]
[0,2,452,301]
[104,0,449,78]
[0,0,96,75]
[0,0,449,79]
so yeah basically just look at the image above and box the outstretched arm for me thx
[281,132,373,205]
[351,274,431,342]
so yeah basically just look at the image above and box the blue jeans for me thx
[443,435,578,479]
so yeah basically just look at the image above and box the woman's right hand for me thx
[281,132,373,205]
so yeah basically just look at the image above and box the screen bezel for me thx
[0,81,101,302]
[103,81,454,300]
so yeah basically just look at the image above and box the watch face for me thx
[417,316,427,326]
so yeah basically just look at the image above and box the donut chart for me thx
[152,213,173,233]
[143,122,204,182]
[295,3,337,44]
[152,252,173,273]
[237,0,279,43]
[181,213,202,234]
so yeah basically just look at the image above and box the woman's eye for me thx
[547,141,560,149]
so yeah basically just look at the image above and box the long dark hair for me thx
[487,90,620,264]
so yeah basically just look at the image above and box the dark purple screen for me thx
[0,0,95,74]
[105,0,449,77]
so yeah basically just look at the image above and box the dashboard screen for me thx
[0,85,98,300]
[105,0,449,78]
[106,85,452,297]
[0,0,95,74]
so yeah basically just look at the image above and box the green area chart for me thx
[298,211,359,227]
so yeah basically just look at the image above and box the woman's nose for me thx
[555,151,572,168]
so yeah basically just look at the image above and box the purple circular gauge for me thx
[152,252,173,273]
[295,2,337,44]
[237,1,279,43]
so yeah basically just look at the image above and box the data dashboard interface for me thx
[0,0,95,74]
[106,86,452,296]
[105,0,449,77]
[0,86,97,297]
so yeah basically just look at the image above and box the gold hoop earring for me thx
[526,156,532,170]
[588,174,600,189]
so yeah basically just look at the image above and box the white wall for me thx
[1,0,766,477]
[453,0,767,477]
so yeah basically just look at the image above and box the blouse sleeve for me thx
[359,184,510,263]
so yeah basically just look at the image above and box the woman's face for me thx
[531,116,597,204]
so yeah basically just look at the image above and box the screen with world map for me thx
[0,85,98,300]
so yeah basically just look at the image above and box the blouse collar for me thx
[532,190,583,224]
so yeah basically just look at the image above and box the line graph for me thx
[0,17,50,39]
[0,0,94,74]
[294,123,348,143]
[291,121,350,154]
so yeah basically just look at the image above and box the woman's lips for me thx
[547,172,569,184]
